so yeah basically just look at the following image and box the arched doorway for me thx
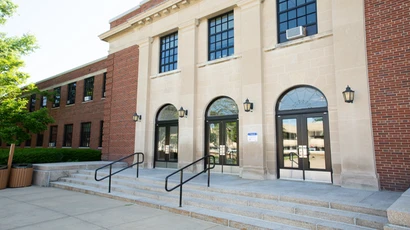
[205,97,239,169]
[276,86,332,183]
[155,104,179,168]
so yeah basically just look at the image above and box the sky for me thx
[2,0,144,83]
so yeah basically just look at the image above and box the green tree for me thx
[0,0,54,166]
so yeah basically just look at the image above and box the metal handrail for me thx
[95,152,144,193]
[165,155,215,207]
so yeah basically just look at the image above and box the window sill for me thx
[62,146,72,148]
[197,55,242,68]
[51,107,60,110]
[151,69,181,79]
[65,104,75,107]
[79,147,90,149]
[82,100,93,104]
[264,30,333,52]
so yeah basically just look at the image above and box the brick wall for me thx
[102,45,139,162]
[13,58,108,150]
[110,0,169,28]
[365,0,410,191]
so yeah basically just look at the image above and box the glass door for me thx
[277,113,331,182]
[207,120,239,170]
[155,124,178,168]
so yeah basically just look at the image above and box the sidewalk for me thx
[0,186,233,230]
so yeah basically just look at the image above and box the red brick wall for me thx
[102,45,139,162]
[365,0,410,191]
[110,0,169,28]
[20,59,107,150]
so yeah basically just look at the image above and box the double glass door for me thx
[155,124,178,168]
[277,113,331,182]
[207,120,238,166]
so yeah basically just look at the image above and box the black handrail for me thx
[165,155,215,207]
[95,152,144,193]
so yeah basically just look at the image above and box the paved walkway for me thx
[0,186,234,230]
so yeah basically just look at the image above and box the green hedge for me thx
[0,148,101,165]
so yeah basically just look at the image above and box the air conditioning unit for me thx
[286,26,306,40]
[84,96,92,101]
[103,92,106,97]
[49,142,55,147]
[66,100,71,104]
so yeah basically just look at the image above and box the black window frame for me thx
[83,77,94,101]
[29,94,36,112]
[80,122,91,147]
[49,126,58,147]
[52,87,61,108]
[25,137,32,147]
[63,124,73,147]
[277,0,318,43]
[67,82,76,105]
[159,32,178,73]
[102,72,107,98]
[208,11,234,61]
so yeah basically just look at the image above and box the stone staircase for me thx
[49,169,393,230]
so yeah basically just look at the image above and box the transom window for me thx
[157,105,179,121]
[84,77,94,101]
[208,11,234,61]
[160,32,178,73]
[278,86,327,111]
[67,82,76,105]
[207,97,238,117]
[278,0,317,43]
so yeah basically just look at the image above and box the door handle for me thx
[298,145,307,158]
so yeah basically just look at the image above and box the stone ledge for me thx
[387,188,410,228]
[32,161,128,187]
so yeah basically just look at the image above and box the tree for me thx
[0,0,54,167]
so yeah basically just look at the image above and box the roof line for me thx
[108,0,150,23]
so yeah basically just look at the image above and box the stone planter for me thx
[8,164,33,188]
[0,165,8,190]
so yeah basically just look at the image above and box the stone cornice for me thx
[99,0,200,41]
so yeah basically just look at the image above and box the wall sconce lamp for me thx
[178,107,188,118]
[243,98,254,112]
[342,85,355,103]
[132,112,142,122]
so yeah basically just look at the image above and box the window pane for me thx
[288,9,296,19]
[80,123,91,147]
[307,3,316,14]
[280,22,288,32]
[288,0,296,8]
[159,32,178,73]
[297,16,306,26]
[307,13,317,24]
[297,7,305,16]
[279,2,287,11]
[297,0,305,5]
[207,98,239,117]
[279,13,287,22]
[209,11,234,61]
[278,87,327,111]
[158,105,178,121]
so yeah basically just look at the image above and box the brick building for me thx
[2,0,407,191]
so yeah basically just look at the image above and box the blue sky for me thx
[2,0,143,83]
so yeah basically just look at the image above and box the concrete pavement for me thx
[0,186,234,230]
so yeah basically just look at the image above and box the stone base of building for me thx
[340,172,380,191]
[240,166,267,180]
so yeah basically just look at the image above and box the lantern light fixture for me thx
[178,107,188,118]
[342,85,355,103]
[243,98,254,112]
[133,112,142,122]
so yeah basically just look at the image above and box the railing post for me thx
[179,170,183,207]
[108,165,112,193]
[136,153,139,178]
[207,156,210,187]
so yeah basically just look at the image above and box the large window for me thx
[41,96,47,108]
[208,11,234,61]
[83,77,94,101]
[99,121,103,148]
[159,32,178,73]
[277,0,317,43]
[49,126,58,147]
[52,87,61,108]
[67,82,76,105]
[63,124,73,147]
[29,94,36,112]
[102,72,107,98]
[80,122,91,147]
[36,133,44,147]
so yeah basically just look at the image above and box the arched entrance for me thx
[205,97,239,169]
[276,86,332,183]
[155,104,179,168]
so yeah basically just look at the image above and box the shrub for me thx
[0,148,101,165]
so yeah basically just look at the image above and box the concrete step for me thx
[56,174,386,229]
[51,181,305,230]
